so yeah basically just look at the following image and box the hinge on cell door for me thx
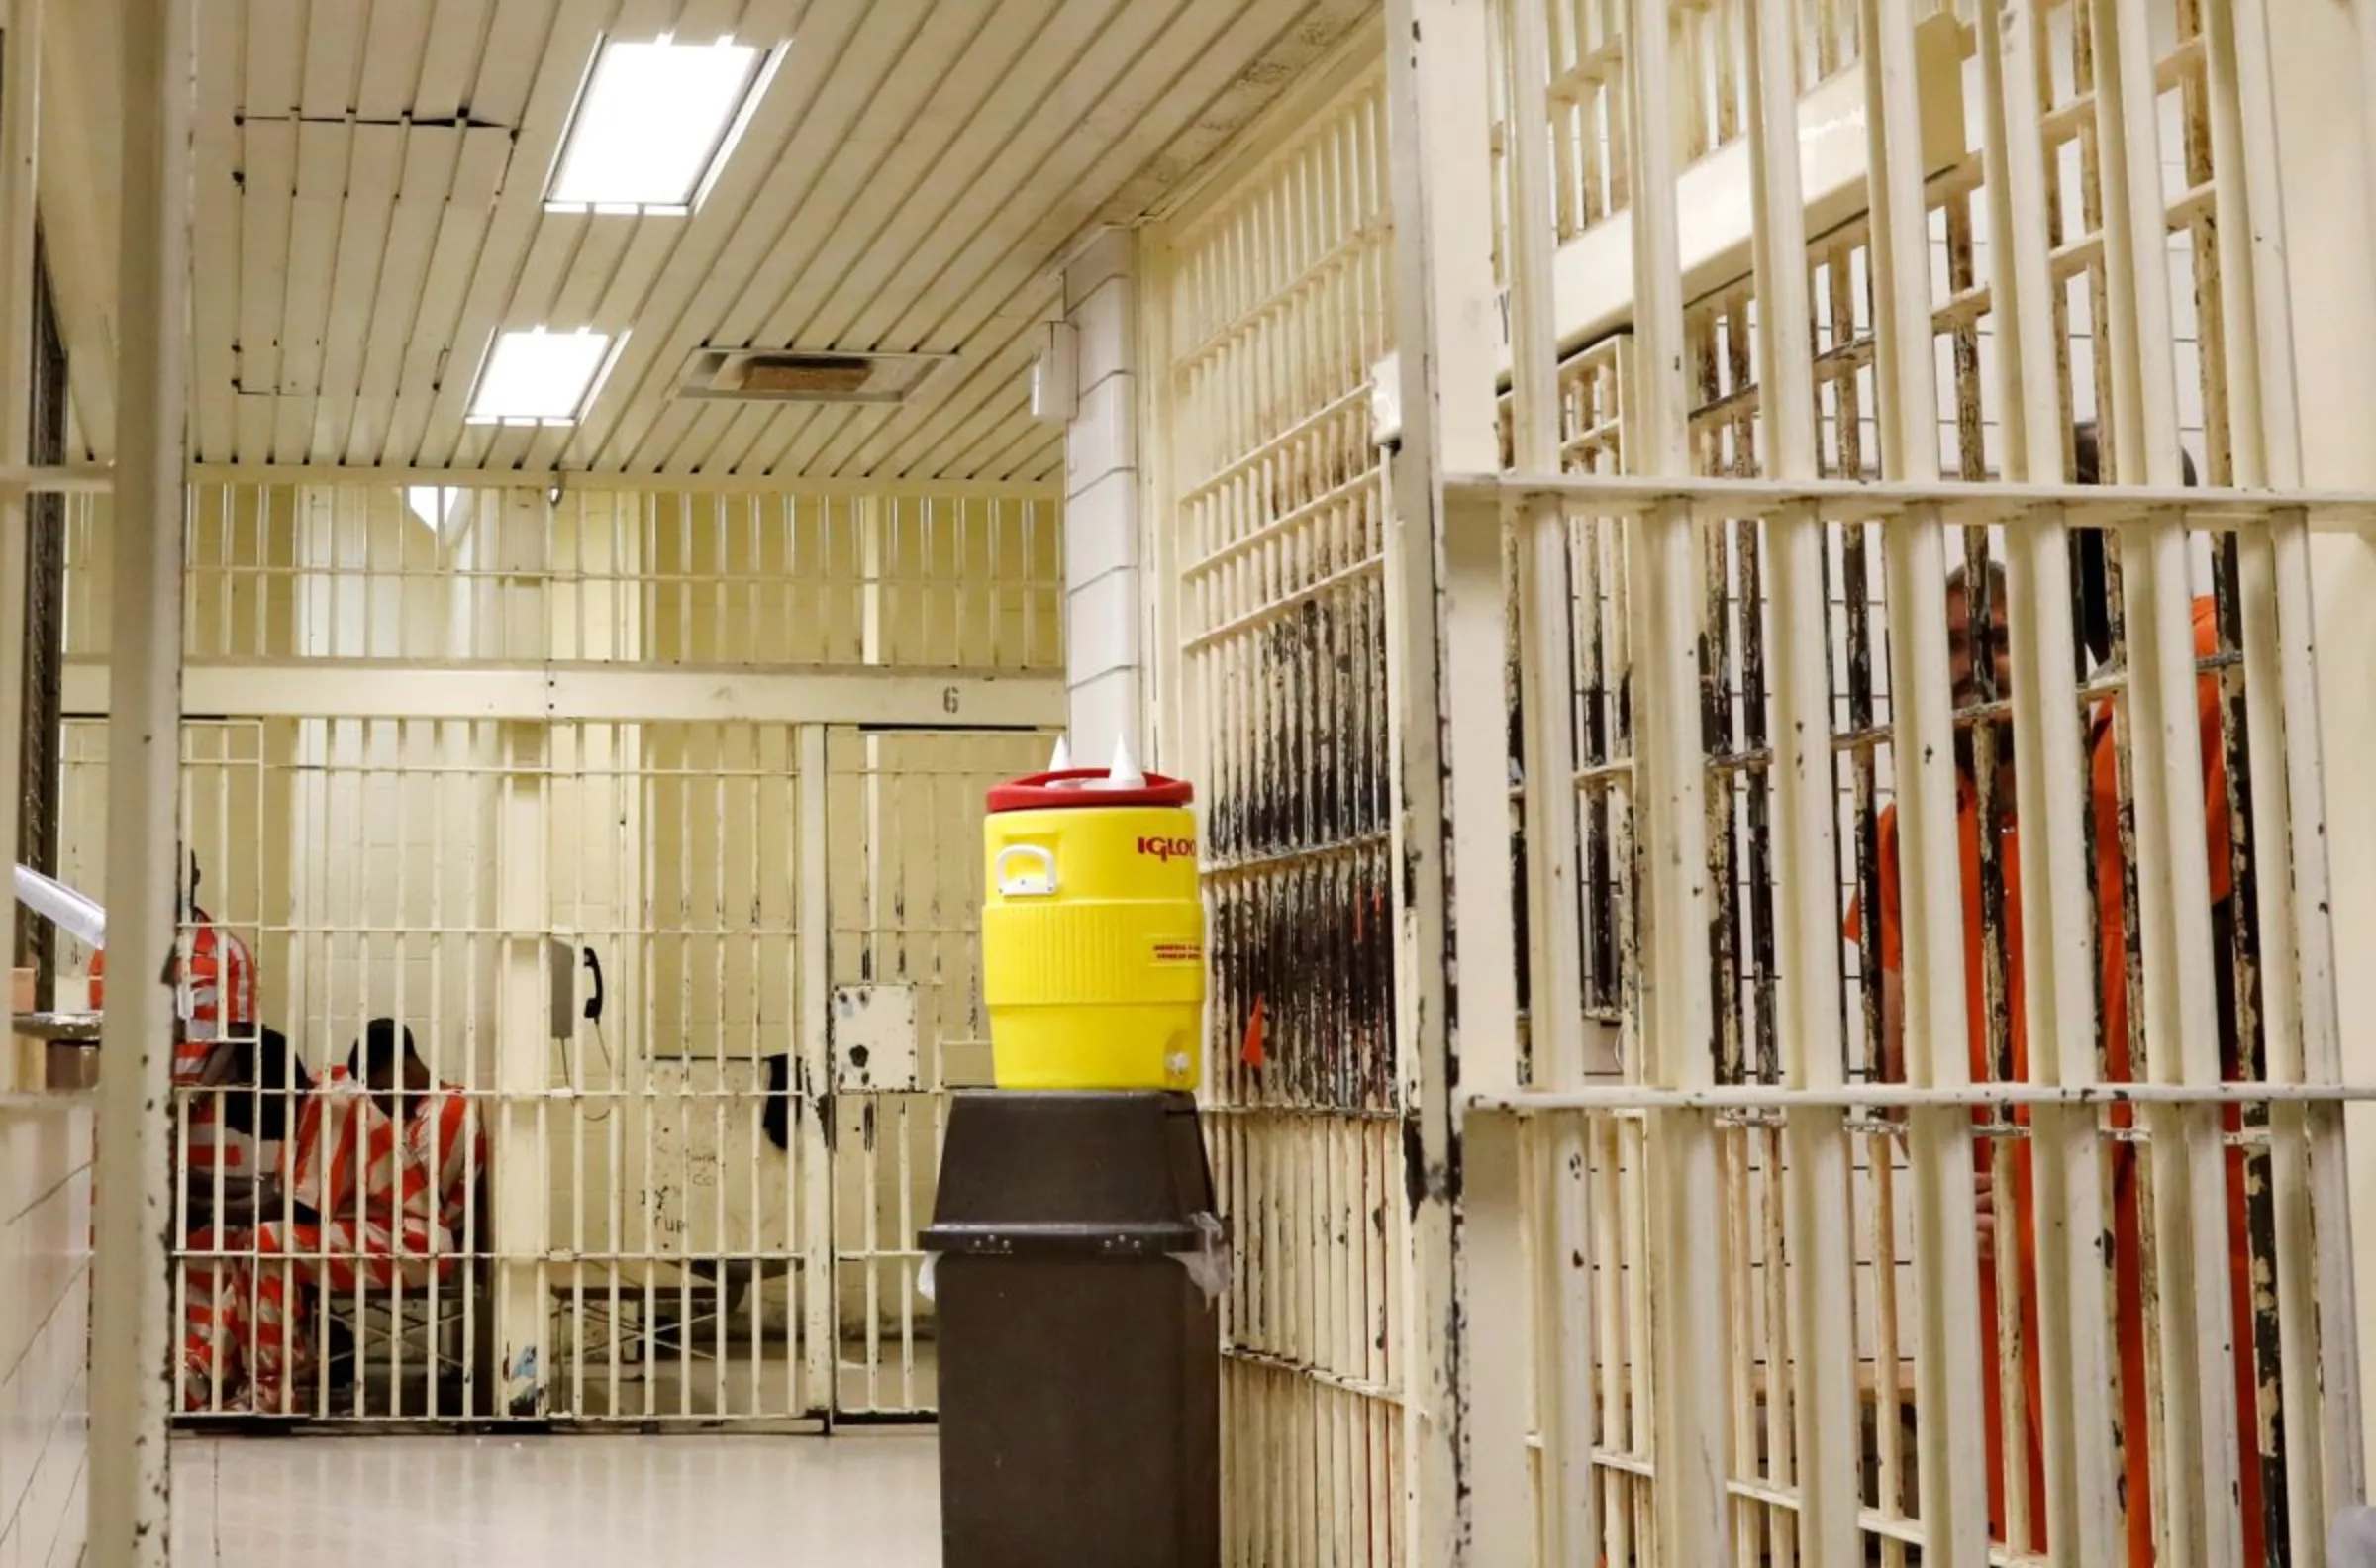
[830,983,920,1093]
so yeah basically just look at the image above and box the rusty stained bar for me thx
[1616,1,1736,1559]
[2175,0,2294,1507]
[1733,0,1869,1558]
[1497,0,1604,1556]
[1690,298,1755,1566]
[2208,0,2368,1529]
[1975,0,2131,1558]
[1816,220,1918,1566]
[1947,150,2030,1530]
[1858,0,1999,1556]
[2089,0,2249,1552]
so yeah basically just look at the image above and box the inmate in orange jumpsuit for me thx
[93,914,266,1173]
[182,1066,484,1414]
[1850,597,2263,1562]
[92,912,258,1080]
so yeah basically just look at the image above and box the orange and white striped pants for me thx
[180,1219,459,1414]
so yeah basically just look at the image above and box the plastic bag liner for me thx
[2335,1508,2376,1567]
[1174,1212,1230,1301]
[919,1210,1230,1305]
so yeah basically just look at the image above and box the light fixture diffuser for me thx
[545,37,774,213]
[466,329,620,426]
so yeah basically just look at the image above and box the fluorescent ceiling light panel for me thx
[467,329,618,425]
[546,37,772,212]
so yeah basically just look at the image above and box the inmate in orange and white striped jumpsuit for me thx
[181,1067,484,1414]
[93,913,267,1174]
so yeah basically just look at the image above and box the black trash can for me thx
[923,1090,1224,1568]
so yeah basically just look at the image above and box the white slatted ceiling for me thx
[636,0,1071,479]
[819,0,1379,484]
[722,0,1307,481]
[154,0,1372,478]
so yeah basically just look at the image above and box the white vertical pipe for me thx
[0,0,40,1094]
[1739,0,1858,1558]
[1854,0,1992,1557]
[2086,2,2243,1559]
[1498,0,1597,1555]
[1619,2,1732,1561]
[1971,0,2124,1557]
[91,0,191,1559]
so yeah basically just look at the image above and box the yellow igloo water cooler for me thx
[981,765,1206,1091]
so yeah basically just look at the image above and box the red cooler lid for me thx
[987,768,1194,813]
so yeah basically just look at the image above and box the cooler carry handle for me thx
[994,843,1058,898]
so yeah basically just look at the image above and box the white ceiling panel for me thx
[55,0,1374,477]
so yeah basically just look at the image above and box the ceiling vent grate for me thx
[678,347,953,405]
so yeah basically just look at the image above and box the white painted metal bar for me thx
[2087,1,2245,1559]
[1385,0,1530,1557]
[1738,2,1857,1558]
[1973,1,2126,1557]
[1497,0,1597,1556]
[1474,1082,2376,1111]
[1446,470,2376,531]
[0,464,111,494]
[2202,0,2330,1552]
[493,724,549,1421]
[796,724,833,1419]
[2214,0,2370,1532]
[708,735,729,1417]
[1619,2,1732,1561]
[1856,0,1991,1557]
[179,464,1060,502]
[91,0,191,1557]
[0,0,40,1096]
[2266,489,2372,1526]
[60,662,1067,728]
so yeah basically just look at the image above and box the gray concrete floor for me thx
[169,1431,940,1564]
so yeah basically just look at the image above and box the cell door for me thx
[533,719,830,1427]
[821,726,1057,1420]
[105,714,1046,1428]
